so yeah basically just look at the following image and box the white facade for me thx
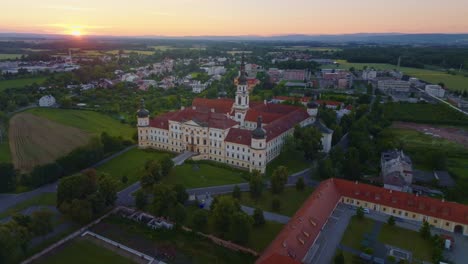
[362,69,377,80]
[425,85,445,98]
[39,95,56,107]
[377,80,410,93]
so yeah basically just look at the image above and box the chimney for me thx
[211,108,215,113]
[181,106,185,110]
[192,106,196,110]
[355,181,358,185]
[264,99,267,105]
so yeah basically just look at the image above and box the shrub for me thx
[271,198,281,212]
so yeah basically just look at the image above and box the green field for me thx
[0,54,23,60]
[97,148,173,189]
[167,162,248,188]
[265,150,310,177]
[106,49,155,55]
[0,192,56,219]
[384,102,468,126]
[277,46,342,52]
[328,60,468,91]
[221,187,314,216]
[0,76,47,92]
[37,238,136,264]
[27,108,135,140]
[378,224,433,262]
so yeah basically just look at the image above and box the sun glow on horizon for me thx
[71,30,82,36]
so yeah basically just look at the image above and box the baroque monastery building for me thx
[137,57,333,173]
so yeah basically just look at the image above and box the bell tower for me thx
[233,54,249,125]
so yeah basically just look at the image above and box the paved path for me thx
[88,145,136,169]
[172,151,196,166]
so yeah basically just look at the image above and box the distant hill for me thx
[1,32,468,45]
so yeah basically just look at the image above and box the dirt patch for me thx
[392,122,468,148]
[9,113,91,172]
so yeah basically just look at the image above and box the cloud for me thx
[45,6,96,12]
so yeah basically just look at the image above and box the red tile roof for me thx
[334,179,468,226]
[149,111,178,129]
[225,128,252,146]
[257,178,468,264]
[169,108,238,129]
[245,109,284,124]
[316,100,342,106]
[264,109,309,142]
[256,179,342,264]
[192,98,234,114]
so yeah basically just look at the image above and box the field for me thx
[328,60,468,91]
[0,76,47,92]
[383,102,468,126]
[221,187,314,216]
[106,50,155,56]
[27,108,135,139]
[265,150,310,177]
[9,113,91,172]
[276,46,342,52]
[0,53,23,60]
[36,238,136,264]
[97,148,173,190]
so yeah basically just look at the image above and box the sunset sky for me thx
[2,0,468,36]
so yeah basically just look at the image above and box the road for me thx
[417,87,468,115]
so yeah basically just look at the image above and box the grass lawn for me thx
[36,238,136,264]
[247,221,284,251]
[378,224,433,262]
[0,192,56,219]
[265,150,310,177]
[340,216,374,250]
[327,60,468,92]
[222,187,314,216]
[0,76,47,92]
[97,148,173,190]
[27,108,135,140]
[166,162,248,188]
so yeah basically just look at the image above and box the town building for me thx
[377,80,410,93]
[362,69,377,80]
[191,81,209,93]
[257,178,468,264]
[425,84,445,98]
[38,95,56,107]
[137,58,333,173]
[245,63,264,78]
[381,150,413,192]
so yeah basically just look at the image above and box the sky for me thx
[1,0,468,36]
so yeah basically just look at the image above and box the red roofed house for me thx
[136,57,333,173]
[257,178,468,264]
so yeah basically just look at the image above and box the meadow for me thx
[0,54,23,60]
[328,60,468,91]
[27,108,135,139]
[9,113,90,172]
[0,76,47,92]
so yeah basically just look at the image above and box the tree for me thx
[253,208,265,227]
[388,216,396,226]
[271,198,281,212]
[296,177,305,191]
[343,148,361,180]
[334,251,345,264]
[317,158,334,179]
[228,212,253,244]
[151,184,177,217]
[271,166,288,194]
[135,191,148,210]
[161,155,174,177]
[30,209,54,236]
[356,206,364,219]
[121,175,128,184]
[211,196,241,233]
[232,185,241,200]
[97,175,118,207]
[0,163,16,193]
[172,184,188,204]
[69,199,93,224]
[191,209,208,230]
[249,170,263,200]
[294,126,323,160]
[420,221,431,240]
[169,203,187,224]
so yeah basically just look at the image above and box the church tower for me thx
[233,54,249,125]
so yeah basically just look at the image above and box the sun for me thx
[71,30,82,37]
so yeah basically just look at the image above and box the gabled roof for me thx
[225,128,252,146]
[192,98,234,114]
